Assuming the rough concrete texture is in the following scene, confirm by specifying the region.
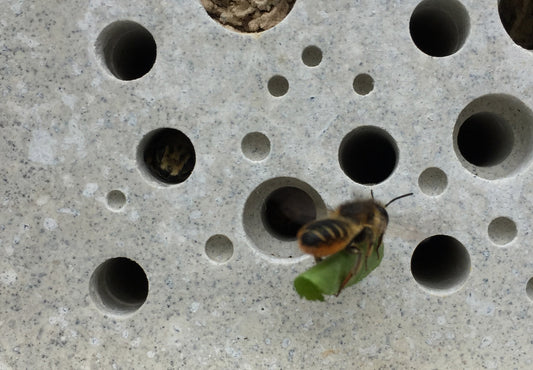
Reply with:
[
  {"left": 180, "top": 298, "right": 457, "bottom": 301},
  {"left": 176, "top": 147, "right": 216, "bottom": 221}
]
[{"left": 1, "top": 0, "right": 533, "bottom": 368}]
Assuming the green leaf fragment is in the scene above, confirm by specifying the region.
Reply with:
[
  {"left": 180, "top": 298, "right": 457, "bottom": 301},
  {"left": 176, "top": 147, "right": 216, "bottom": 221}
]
[{"left": 294, "top": 242, "right": 384, "bottom": 301}]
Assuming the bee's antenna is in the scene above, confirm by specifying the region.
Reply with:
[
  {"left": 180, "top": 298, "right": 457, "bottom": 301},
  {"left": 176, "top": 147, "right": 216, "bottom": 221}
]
[
  {"left": 371, "top": 189, "right": 375, "bottom": 200},
  {"left": 385, "top": 193, "right": 413, "bottom": 208}
]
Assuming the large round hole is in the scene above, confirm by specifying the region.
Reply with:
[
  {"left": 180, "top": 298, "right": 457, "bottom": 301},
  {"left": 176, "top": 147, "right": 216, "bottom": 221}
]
[
  {"left": 339, "top": 126, "right": 398, "bottom": 185},
  {"left": 89, "top": 257, "right": 149, "bottom": 316},
  {"left": 262, "top": 186, "right": 316, "bottom": 240},
  {"left": 453, "top": 94, "right": 533, "bottom": 179},
  {"left": 457, "top": 112, "right": 514, "bottom": 167},
  {"left": 137, "top": 128, "right": 196, "bottom": 186},
  {"left": 409, "top": 0, "right": 470, "bottom": 57},
  {"left": 200, "top": 0, "right": 296, "bottom": 33},
  {"left": 498, "top": 0, "right": 533, "bottom": 50},
  {"left": 96, "top": 20, "right": 157, "bottom": 81},
  {"left": 243, "top": 177, "right": 326, "bottom": 260},
  {"left": 411, "top": 235, "right": 470, "bottom": 294}
]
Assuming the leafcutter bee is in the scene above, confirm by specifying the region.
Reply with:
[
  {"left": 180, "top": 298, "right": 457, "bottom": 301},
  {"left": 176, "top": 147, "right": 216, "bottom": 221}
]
[
  {"left": 144, "top": 134, "right": 195, "bottom": 183},
  {"left": 297, "top": 192, "right": 413, "bottom": 296}
]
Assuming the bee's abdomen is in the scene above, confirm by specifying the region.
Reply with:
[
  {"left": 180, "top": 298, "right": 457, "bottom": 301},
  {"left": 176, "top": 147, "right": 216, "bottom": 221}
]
[{"left": 298, "top": 219, "right": 352, "bottom": 257}]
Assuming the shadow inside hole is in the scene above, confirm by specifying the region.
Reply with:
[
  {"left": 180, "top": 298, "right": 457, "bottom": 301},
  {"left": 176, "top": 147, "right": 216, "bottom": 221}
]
[
  {"left": 457, "top": 112, "right": 514, "bottom": 167},
  {"left": 339, "top": 127, "right": 397, "bottom": 185},
  {"left": 411, "top": 235, "right": 470, "bottom": 293},
  {"left": 498, "top": 0, "right": 533, "bottom": 50},
  {"left": 261, "top": 186, "right": 316, "bottom": 240}
]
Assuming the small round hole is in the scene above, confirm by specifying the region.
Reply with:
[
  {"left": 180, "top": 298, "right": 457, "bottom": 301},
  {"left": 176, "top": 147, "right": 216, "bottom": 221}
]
[
  {"left": 243, "top": 177, "right": 326, "bottom": 259},
  {"left": 418, "top": 167, "right": 448, "bottom": 196},
  {"left": 302, "top": 45, "right": 322, "bottom": 67},
  {"left": 526, "top": 278, "right": 533, "bottom": 302},
  {"left": 205, "top": 234, "right": 234, "bottom": 263},
  {"left": 241, "top": 132, "right": 271, "bottom": 161},
  {"left": 137, "top": 128, "right": 196, "bottom": 186},
  {"left": 457, "top": 112, "right": 514, "bottom": 167},
  {"left": 200, "top": 0, "right": 296, "bottom": 33},
  {"left": 89, "top": 257, "right": 149, "bottom": 316},
  {"left": 411, "top": 235, "right": 470, "bottom": 294},
  {"left": 488, "top": 217, "right": 517, "bottom": 246},
  {"left": 339, "top": 126, "right": 398, "bottom": 185},
  {"left": 353, "top": 73, "right": 374, "bottom": 95},
  {"left": 409, "top": 0, "right": 470, "bottom": 57},
  {"left": 499, "top": 0, "right": 533, "bottom": 50},
  {"left": 262, "top": 187, "right": 316, "bottom": 240},
  {"left": 268, "top": 75, "right": 289, "bottom": 97},
  {"left": 106, "top": 190, "right": 127, "bottom": 211},
  {"left": 96, "top": 20, "right": 157, "bottom": 81}
]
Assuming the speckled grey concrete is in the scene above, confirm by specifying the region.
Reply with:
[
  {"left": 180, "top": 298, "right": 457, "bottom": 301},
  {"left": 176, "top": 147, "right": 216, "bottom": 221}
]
[{"left": 2, "top": 0, "right": 533, "bottom": 368}]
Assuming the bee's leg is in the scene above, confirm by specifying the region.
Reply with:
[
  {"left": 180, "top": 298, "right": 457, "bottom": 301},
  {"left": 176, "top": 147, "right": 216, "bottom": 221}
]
[
  {"left": 336, "top": 251, "right": 363, "bottom": 296},
  {"left": 374, "top": 233, "right": 384, "bottom": 261},
  {"left": 347, "top": 227, "right": 373, "bottom": 271}
]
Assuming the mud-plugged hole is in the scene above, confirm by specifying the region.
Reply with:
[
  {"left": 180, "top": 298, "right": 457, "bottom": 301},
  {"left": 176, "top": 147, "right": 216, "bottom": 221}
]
[
  {"left": 137, "top": 128, "right": 195, "bottom": 186},
  {"left": 106, "top": 190, "right": 127, "bottom": 211},
  {"left": 243, "top": 177, "right": 326, "bottom": 260},
  {"left": 411, "top": 235, "right": 470, "bottom": 294},
  {"left": 418, "top": 167, "right": 448, "bottom": 196},
  {"left": 302, "top": 45, "right": 323, "bottom": 67},
  {"left": 96, "top": 20, "right": 156, "bottom": 81},
  {"left": 200, "top": 0, "right": 296, "bottom": 33},
  {"left": 453, "top": 94, "right": 533, "bottom": 179},
  {"left": 339, "top": 126, "right": 398, "bottom": 185},
  {"left": 268, "top": 75, "right": 289, "bottom": 97},
  {"left": 205, "top": 234, "right": 234, "bottom": 263},
  {"left": 89, "top": 257, "right": 149, "bottom": 316},
  {"left": 409, "top": 0, "right": 470, "bottom": 57},
  {"left": 488, "top": 216, "right": 517, "bottom": 246},
  {"left": 498, "top": 0, "right": 533, "bottom": 50}
]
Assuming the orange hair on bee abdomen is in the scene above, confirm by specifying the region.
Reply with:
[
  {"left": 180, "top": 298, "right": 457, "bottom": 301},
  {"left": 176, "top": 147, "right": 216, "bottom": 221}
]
[{"left": 297, "top": 218, "right": 354, "bottom": 257}]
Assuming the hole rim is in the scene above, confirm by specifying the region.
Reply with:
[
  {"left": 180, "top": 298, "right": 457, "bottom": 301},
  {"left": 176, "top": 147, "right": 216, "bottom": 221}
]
[
  {"left": 89, "top": 257, "right": 149, "bottom": 316},
  {"left": 241, "top": 132, "right": 271, "bottom": 162},
  {"left": 487, "top": 216, "right": 517, "bottom": 246},
  {"left": 338, "top": 126, "right": 399, "bottom": 185},
  {"left": 243, "top": 177, "right": 327, "bottom": 261},
  {"left": 136, "top": 127, "right": 196, "bottom": 187},
  {"left": 95, "top": 20, "right": 157, "bottom": 81},
  {"left": 409, "top": 0, "right": 470, "bottom": 57},
  {"left": 410, "top": 234, "right": 471, "bottom": 295}
]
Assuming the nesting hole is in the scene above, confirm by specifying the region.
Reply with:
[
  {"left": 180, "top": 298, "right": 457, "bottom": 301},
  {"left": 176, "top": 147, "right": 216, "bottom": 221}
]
[
  {"left": 488, "top": 217, "right": 517, "bottom": 246},
  {"left": 527, "top": 277, "right": 533, "bottom": 302},
  {"left": 353, "top": 73, "right": 374, "bottom": 95},
  {"left": 262, "top": 186, "right": 316, "bottom": 240},
  {"left": 106, "top": 190, "right": 127, "bottom": 211},
  {"left": 418, "top": 167, "right": 448, "bottom": 196},
  {"left": 241, "top": 132, "right": 271, "bottom": 161},
  {"left": 453, "top": 94, "right": 533, "bottom": 179},
  {"left": 243, "top": 177, "right": 326, "bottom": 260},
  {"left": 411, "top": 235, "right": 470, "bottom": 294},
  {"left": 339, "top": 126, "right": 398, "bottom": 185},
  {"left": 205, "top": 234, "right": 234, "bottom": 263},
  {"left": 200, "top": 0, "right": 296, "bottom": 33},
  {"left": 457, "top": 112, "right": 514, "bottom": 167},
  {"left": 268, "top": 75, "right": 289, "bottom": 97},
  {"left": 89, "top": 257, "right": 149, "bottom": 316},
  {"left": 137, "top": 128, "right": 195, "bottom": 186},
  {"left": 96, "top": 20, "right": 156, "bottom": 81},
  {"left": 409, "top": 0, "right": 470, "bottom": 57},
  {"left": 302, "top": 45, "right": 323, "bottom": 67},
  {"left": 498, "top": 0, "right": 533, "bottom": 50}
]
